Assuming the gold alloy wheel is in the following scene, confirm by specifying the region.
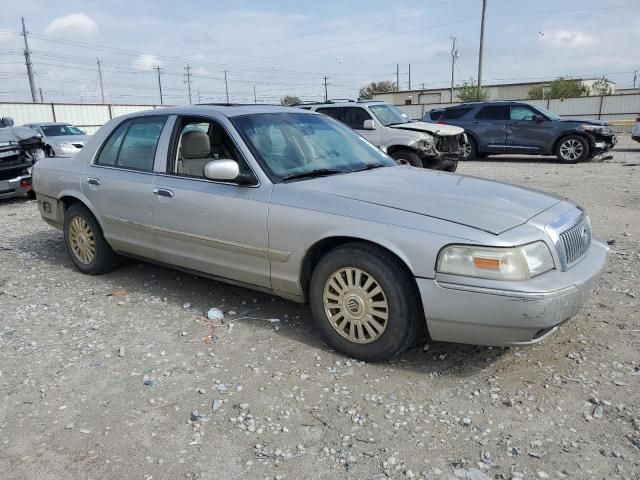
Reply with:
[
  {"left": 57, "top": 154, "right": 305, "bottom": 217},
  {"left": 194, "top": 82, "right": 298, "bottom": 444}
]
[
  {"left": 68, "top": 216, "right": 96, "bottom": 265},
  {"left": 322, "top": 267, "right": 389, "bottom": 344}
]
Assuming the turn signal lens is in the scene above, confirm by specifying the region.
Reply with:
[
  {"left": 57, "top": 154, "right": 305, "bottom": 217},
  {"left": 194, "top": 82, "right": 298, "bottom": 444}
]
[{"left": 473, "top": 257, "right": 500, "bottom": 270}]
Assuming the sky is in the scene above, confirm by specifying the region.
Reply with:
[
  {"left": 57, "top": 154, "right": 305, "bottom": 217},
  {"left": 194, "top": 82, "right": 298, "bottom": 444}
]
[{"left": 1, "top": 0, "right": 639, "bottom": 105}]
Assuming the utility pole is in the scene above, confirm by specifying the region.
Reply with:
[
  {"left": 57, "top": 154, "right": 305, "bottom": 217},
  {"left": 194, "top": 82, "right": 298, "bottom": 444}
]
[
  {"left": 634, "top": 70, "right": 638, "bottom": 89},
  {"left": 253, "top": 85, "right": 257, "bottom": 104},
  {"left": 408, "top": 64, "right": 411, "bottom": 90},
  {"left": 39, "top": 87, "right": 44, "bottom": 102},
  {"left": 21, "top": 17, "right": 38, "bottom": 103},
  {"left": 197, "top": 89, "right": 201, "bottom": 104},
  {"left": 184, "top": 64, "right": 192, "bottom": 104},
  {"left": 323, "top": 75, "right": 328, "bottom": 102},
  {"left": 154, "top": 66, "right": 163, "bottom": 105},
  {"left": 396, "top": 64, "right": 400, "bottom": 91},
  {"left": 96, "top": 58, "right": 105, "bottom": 103},
  {"left": 450, "top": 37, "right": 458, "bottom": 102},
  {"left": 224, "top": 70, "right": 229, "bottom": 103},
  {"left": 477, "top": 0, "right": 487, "bottom": 100}
]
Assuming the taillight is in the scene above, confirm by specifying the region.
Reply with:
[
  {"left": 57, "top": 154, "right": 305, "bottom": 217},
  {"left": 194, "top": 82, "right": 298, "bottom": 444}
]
[
  {"left": 436, "top": 120, "right": 447, "bottom": 124},
  {"left": 20, "top": 178, "right": 32, "bottom": 191}
]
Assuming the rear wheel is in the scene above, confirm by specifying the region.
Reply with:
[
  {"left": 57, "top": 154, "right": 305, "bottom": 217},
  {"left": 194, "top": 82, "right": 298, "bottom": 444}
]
[
  {"left": 64, "top": 203, "right": 119, "bottom": 274},
  {"left": 309, "top": 242, "right": 421, "bottom": 362},
  {"left": 555, "top": 135, "right": 589, "bottom": 163},
  {"left": 390, "top": 149, "right": 423, "bottom": 167}
]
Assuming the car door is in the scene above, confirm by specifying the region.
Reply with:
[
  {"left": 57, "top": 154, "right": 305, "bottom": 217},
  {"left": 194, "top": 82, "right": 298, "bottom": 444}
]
[
  {"left": 151, "top": 114, "right": 272, "bottom": 288},
  {"left": 471, "top": 105, "right": 510, "bottom": 153},
  {"left": 82, "top": 115, "right": 168, "bottom": 258},
  {"left": 506, "top": 104, "right": 555, "bottom": 153}
]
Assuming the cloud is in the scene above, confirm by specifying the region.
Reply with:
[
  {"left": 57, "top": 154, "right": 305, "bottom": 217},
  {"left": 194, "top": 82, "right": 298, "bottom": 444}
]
[
  {"left": 539, "top": 30, "right": 595, "bottom": 48},
  {"left": 134, "top": 54, "right": 162, "bottom": 70},
  {"left": 45, "top": 13, "right": 98, "bottom": 36}
]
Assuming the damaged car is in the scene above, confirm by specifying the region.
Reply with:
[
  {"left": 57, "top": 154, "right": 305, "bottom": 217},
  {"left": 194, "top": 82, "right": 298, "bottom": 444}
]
[
  {"left": 0, "top": 116, "right": 44, "bottom": 199},
  {"left": 427, "top": 101, "right": 617, "bottom": 163},
  {"left": 33, "top": 105, "right": 607, "bottom": 362},
  {"left": 305, "top": 100, "right": 466, "bottom": 172}
]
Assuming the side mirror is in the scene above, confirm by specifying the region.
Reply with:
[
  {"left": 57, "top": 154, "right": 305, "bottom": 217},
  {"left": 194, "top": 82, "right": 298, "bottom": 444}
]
[
  {"left": 204, "top": 159, "right": 240, "bottom": 181},
  {"left": 362, "top": 119, "right": 376, "bottom": 130},
  {"left": 532, "top": 114, "right": 544, "bottom": 122},
  {"left": 1, "top": 117, "right": 15, "bottom": 127}
]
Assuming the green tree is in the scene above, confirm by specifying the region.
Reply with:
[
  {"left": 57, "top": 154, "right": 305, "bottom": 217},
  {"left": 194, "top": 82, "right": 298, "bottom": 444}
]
[
  {"left": 456, "top": 80, "right": 490, "bottom": 102},
  {"left": 280, "top": 95, "right": 301, "bottom": 106},
  {"left": 548, "top": 77, "right": 589, "bottom": 99},
  {"left": 591, "top": 76, "right": 613, "bottom": 96},
  {"left": 358, "top": 80, "right": 397, "bottom": 100},
  {"left": 528, "top": 85, "right": 544, "bottom": 100}
]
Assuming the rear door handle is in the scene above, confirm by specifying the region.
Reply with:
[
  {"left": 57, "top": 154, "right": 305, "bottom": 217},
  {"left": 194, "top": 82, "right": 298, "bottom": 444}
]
[
  {"left": 87, "top": 177, "right": 101, "bottom": 186},
  {"left": 153, "top": 188, "right": 174, "bottom": 198}
]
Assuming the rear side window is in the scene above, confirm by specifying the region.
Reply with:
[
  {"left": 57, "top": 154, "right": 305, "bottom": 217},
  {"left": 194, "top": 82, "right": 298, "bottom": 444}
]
[
  {"left": 427, "top": 110, "right": 444, "bottom": 121},
  {"left": 316, "top": 107, "right": 344, "bottom": 122},
  {"left": 442, "top": 107, "right": 473, "bottom": 120},
  {"left": 96, "top": 116, "right": 167, "bottom": 171},
  {"left": 475, "top": 105, "right": 509, "bottom": 120}
]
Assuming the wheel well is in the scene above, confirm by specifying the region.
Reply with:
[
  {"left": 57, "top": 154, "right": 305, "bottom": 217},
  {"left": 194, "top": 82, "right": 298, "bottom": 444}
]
[
  {"left": 59, "top": 195, "right": 83, "bottom": 211},
  {"left": 385, "top": 145, "right": 415, "bottom": 156},
  {"left": 552, "top": 132, "right": 591, "bottom": 154},
  {"left": 299, "top": 236, "right": 415, "bottom": 299}
]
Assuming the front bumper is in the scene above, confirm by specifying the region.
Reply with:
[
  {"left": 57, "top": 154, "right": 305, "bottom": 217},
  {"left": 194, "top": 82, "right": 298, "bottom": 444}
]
[
  {"left": 0, "top": 173, "right": 31, "bottom": 199},
  {"left": 417, "top": 239, "right": 608, "bottom": 346},
  {"left": 592, "top": 132, "right": 616, "bottom": 151}
]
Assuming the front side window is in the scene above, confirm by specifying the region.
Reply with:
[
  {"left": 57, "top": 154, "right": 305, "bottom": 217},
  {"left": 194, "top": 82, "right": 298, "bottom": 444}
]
[
  {"left": 95, "top": 116, "right": 166, "bottom": 171},
  {"left": 171, "top": 117, "right": 243, "bottom": 178},
  {"left": 231, "top": 112, "right": 395, "bottom": 182},
  {"left": 368, "top": 104, "right": 409, "bottom": 126},
  {"left": 41, "top": 124, "right": 85, "bottom": 136},
  {"left": 475, "top": 105, "right": 509, "bottom": 121},
  {"left": 510, "top": 105, "right": 538, "bottom": 121},
  {"left": 342, "top": 107, "right": 372, "bottom": 129}
]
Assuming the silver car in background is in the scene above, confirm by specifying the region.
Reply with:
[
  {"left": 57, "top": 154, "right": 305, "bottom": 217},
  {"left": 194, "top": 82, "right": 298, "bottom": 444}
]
[
  {"left": 32, "top": 105, "right": 608, "bottom": 361},
  {"left": 23, "top": 122, "right": 89, "bottom": 157}
]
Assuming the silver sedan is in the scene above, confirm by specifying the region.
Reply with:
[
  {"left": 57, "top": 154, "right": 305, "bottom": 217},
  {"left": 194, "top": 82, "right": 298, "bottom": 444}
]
[{"left": 32, "top": 105, "right": 608, "bottom": 361}]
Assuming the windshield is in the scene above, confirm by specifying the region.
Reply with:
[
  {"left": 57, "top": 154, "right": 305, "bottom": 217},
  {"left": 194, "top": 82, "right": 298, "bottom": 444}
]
[
  {"left": 231, "top": 112, "right": 395, "bottom": 182},
  {"left": 41, "top": 125, "right": 85, "bottom": 136},
  {"left": 532, "top": 105, "right": 561, "bottom": 120},
  {"left": 368, "top": 104, "right": 410, "bottom": 126}
]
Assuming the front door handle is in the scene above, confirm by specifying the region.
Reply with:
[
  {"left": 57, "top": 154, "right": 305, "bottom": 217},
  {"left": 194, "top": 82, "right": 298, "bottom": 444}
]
[
  {"left": 87, "top": 177, "right": 101, "bottom": 186},
  {"left": 153, "top": 188, "right": 174, "bottom": 198}
]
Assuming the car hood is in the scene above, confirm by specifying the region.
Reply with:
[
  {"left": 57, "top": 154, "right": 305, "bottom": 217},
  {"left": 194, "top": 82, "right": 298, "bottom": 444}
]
[
  {"left": 46, "top": 135, "right": 89, "bottom": 144},
  {"left": 0, "top": 126, "right": 41, "bottom": 142},
  {"left": 292, "top": 167, "right": 562, "bottom": 235},
  {"left": 389, "top": 121, "right": 464, "bottom": 136}
]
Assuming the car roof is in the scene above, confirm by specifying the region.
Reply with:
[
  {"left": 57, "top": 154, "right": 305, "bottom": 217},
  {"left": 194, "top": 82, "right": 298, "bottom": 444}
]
[
  {"left": 28, "top": 121, "right": 73, "bottom": 126},
  {"left": 445, "top": 101, "right": 531, "bottom": 109},
  {"left": 125, "top": 104, "right": 318, "bottom": 119}
]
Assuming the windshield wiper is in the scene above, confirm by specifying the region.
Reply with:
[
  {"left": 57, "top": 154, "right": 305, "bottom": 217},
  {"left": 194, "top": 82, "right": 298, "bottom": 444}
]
[
  {"left": 350, "top": 163, "right": 387, "bottom": 172},
  {"left": 281, "top": 168, "right": 346, "bottom": 182}
]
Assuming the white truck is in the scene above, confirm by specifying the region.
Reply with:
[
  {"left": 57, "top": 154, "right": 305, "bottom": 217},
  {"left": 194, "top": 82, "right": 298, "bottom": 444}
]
[{"left": 301, "top": 100, "right": 467, "bottom": 172}]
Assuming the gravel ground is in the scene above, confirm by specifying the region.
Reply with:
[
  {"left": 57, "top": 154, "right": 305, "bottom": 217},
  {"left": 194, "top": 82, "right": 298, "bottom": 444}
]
[{"left": 1, "top": 140, "right": 639, "bottom": 480}]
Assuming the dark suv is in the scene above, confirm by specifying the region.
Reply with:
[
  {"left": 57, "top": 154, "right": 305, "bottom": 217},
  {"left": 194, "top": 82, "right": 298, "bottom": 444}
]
[{"left": 425, "top": 101, "right": 617, "bottom": 163}]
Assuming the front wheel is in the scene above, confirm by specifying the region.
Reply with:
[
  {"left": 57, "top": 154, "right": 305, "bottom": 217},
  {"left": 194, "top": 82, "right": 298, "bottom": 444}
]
[
  {"left": 555, "top": 135, "right": 589, "bottom": 163},
  {"left": 309, "top": 243, "right": 421, "bottom": 362},
  {"left": 390, "top": 149, "right": 423, "bottom": 167},
  {"left": 64, "top": 203, "right": 120, "bottom": 274}
]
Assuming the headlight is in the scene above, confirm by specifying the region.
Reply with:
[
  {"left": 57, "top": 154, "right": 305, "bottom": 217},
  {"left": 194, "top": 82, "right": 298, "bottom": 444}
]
[
  {"left": 437, "top": 241, "right": 554, "bottom": 280},
  {"left": 55, "top": 142, "right": 75, "bottom": 149},
  {"left": 579, "top": 124, "right": 603, "bottom": 132}
]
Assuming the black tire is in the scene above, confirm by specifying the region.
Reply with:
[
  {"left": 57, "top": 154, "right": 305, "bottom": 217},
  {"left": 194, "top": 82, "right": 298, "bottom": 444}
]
[
  {"left": 555, "top": 135, "right": 590, "bottom": 163},
  {"left": 27, "top": 189, "right": 36, "bottom": 199},
  {"left": 63, "top": 203, "right": 119, "bottom": 275},
  {"left": 309, "top": 242, "right": 422, "bottom": 362},
  {"left": 44, "top": 146, "right": 53, "bottom": 157},
  {"left": 438, "top": 158, "right": 458, "bottom": 172},
  {"left": 462, "top": 137, "right": 478, "bottom": 160},
  {"left": 390, "top": 149, "right": 423, "bottom": 167}
]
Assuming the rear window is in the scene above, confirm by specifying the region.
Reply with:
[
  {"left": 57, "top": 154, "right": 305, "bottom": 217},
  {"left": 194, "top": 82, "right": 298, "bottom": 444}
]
[
  {"left": 442, "top": 107, "right": 473, "bottom": 120},
  {"left": 316, "top": 107, "right": 343, "bottom": 122},
  {"left": 475, "top": 105, "right": 509, "bottom": 120}
]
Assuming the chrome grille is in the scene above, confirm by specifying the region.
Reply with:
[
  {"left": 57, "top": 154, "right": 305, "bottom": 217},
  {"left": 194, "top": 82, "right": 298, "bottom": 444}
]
[{"left": 558, "top": 217, "right": 591, "bottom": 268}]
